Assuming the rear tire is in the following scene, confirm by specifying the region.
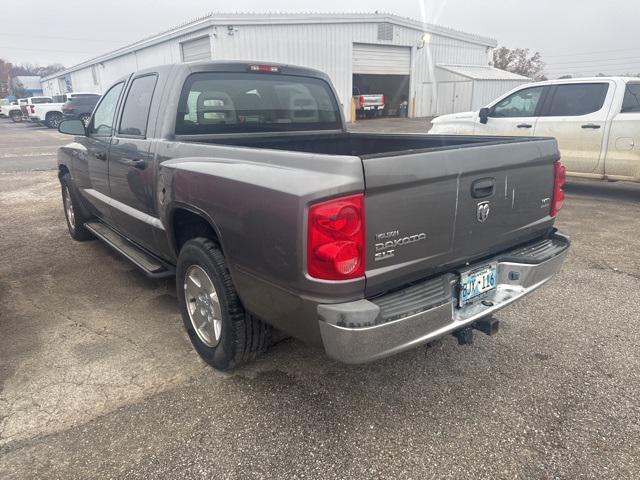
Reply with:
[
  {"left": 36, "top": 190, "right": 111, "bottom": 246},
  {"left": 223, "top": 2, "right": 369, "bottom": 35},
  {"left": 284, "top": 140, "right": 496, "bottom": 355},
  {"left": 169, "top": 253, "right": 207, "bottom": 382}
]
[
  {"left": 10, "top": 111, "right": 22, "bottom": 122},
  {"left": 60, "top": 173, "right": 93, "bottom": 241},
  {"left": 177, "top": 237, "right": 271, "bottom": 371},
  {"left": 46, "top": 112, "right": 63, "bottom": 129}
]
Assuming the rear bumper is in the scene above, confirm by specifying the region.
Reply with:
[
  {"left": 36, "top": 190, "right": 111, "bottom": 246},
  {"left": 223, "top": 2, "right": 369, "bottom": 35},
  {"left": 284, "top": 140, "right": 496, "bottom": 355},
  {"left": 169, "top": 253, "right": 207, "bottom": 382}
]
[{"left": 318, "top": 232, "right": 570, "bottom": 364}]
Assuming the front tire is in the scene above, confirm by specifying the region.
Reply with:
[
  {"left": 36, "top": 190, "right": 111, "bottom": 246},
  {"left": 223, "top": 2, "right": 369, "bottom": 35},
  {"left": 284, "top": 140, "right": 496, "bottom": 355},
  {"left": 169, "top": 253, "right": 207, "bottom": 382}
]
[
  {"left": 46, "top": 112, "right": 63, "bottom": 129},
  {"left": 177, "top": 238, "right": 271, "bottom": 370},
  {"left": 10, "top": 111, "right": 22, "bottom": 122},
  {"left": 60, "top": 173, "right": 93, "bottom": 241}
]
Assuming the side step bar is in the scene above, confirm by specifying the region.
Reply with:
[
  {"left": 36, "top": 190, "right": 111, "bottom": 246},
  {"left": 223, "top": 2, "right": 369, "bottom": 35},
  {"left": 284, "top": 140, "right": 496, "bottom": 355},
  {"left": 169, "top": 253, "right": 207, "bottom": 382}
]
[{"left": 84, "top": 221, "right": 175, "bottom": 279}]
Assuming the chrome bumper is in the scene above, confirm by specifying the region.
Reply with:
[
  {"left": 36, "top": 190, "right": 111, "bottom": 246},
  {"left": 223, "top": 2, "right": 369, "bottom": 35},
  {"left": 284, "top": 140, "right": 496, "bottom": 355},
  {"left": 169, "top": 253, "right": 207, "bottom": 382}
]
[{"left": 318, "top": 232, "right": 570, "bottom": 364}]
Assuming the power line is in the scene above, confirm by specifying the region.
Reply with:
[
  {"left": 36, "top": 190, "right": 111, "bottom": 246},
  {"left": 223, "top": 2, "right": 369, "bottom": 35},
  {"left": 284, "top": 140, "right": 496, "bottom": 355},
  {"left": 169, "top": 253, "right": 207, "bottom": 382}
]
[
  {"left": 546, "top": 62, "right": 640, "bottom": 73},
  {"left": 0, "top": 46, "right": 99, "bottom": 54},
  {"left": 547, "top": 56, "right": 640, "bottom": 67},
  {"left": 0, "top": 33, "right": 128, "bottom": 43},
  {"left": 544, "top": 47, "right": 640, "bottom": 59}
]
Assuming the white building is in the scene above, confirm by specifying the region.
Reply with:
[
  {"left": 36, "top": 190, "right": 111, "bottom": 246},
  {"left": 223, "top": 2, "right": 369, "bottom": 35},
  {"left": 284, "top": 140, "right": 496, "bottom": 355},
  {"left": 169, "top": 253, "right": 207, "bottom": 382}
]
[{"left": 41, "top": 13, "right": 528, "bottom": 121}]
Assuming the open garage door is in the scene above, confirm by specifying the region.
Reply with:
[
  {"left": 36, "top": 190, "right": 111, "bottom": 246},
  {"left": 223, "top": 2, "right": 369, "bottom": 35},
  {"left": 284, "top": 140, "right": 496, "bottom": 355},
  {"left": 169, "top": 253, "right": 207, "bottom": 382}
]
[
  {"left": 353, "top": 44, "right": 411, "bottom": 75},
  {"left": 352, "top": 44, "right": 411, "bottom": 119}
]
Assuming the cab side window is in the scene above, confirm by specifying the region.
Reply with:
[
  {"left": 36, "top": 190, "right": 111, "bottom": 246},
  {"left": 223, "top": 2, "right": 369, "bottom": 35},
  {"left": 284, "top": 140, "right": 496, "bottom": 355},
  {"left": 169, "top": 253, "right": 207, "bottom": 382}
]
[
  {"left": 491, "top": 87, "right": 544, "bottom": 118},
  {"left": 118, "top": 74, "right": 158, "bottom": 137},
  {"left": 621, "top": 83, "right": 640, "bottom": 113},
  {"left": 545, "top": 83, "right": 608, "bottom": 116},
  {"left": 90, "top": 82, "right": 124, "bottom": 136}
]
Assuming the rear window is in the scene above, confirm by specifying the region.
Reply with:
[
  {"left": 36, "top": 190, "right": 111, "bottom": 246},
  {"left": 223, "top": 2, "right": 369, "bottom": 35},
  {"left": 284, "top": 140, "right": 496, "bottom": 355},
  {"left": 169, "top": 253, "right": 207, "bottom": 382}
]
[
  {"left": 545, "top": 83, "right": 608, "bottom": 116},
  {"left": 71, "top": 96, "right": 100, "bottom": 106},
  {"left": 52, "top": 95, "right": 67, "bottom": 103},
  {"left": 176, "top": 72, "right": 341, "bottom": 135},
  {"left": 621, "top": 83, "right": 640, "bottom": 113}
]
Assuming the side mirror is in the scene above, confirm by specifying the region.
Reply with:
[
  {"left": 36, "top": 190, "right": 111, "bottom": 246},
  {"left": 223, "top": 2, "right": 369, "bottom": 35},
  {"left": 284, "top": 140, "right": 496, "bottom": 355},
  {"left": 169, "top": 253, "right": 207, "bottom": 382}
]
[
  {"left": 58, "top": 119, "right": 86, "bottom": 136},
  {"left": 479, "top": 107, "right": 490, "bottom": 124}
]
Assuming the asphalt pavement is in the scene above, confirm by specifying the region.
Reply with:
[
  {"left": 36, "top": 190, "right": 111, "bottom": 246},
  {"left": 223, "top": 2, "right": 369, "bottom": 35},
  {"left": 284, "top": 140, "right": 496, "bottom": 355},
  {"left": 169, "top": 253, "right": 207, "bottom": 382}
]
[
  {"left": 1, "top": 117, "right": 639, "bottom": 479},
  {"left": 0, "top": 119, "right": 68, "bottom": 172}
]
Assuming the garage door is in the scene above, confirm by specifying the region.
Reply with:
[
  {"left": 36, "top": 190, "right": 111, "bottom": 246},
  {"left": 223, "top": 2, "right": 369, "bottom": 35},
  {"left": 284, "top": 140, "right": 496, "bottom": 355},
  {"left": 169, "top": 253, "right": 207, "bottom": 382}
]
[
  {"left": 181, "top": 37, "right": 211, "bottom": 62},
  {"left": 352, "top": 44, "right": 411, "bottom": 75}
]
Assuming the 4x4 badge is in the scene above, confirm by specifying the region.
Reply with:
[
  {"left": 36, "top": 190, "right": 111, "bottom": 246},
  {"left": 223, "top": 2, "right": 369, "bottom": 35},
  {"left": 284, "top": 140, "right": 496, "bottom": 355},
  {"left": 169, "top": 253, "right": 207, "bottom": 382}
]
[{"left": 477, "top": 201, "right": 490, "bottom": 223}]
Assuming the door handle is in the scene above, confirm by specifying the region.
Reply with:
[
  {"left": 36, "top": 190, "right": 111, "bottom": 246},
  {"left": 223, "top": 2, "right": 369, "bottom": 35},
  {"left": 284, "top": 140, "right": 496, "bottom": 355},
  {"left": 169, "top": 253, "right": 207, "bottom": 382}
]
[
  {"left": 581, "top": 123, "right": 601, "bottom": 129},
  {"left": 123, "top": 158, "right": 147, "bottom": 170},
  {"left": 517, "top": 123, "right": 532, "bottom": 129},
  {"left": 471, "top": 177, "right": 496, "bottom": 199},
  {"left": 95, "top": 152, "right": 107, "bottom": 161}
]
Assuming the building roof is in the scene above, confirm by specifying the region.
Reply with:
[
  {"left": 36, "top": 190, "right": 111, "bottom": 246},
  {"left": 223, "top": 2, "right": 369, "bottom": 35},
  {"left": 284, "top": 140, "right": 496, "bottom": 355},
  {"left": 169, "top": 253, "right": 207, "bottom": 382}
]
[
  {"left": 437, "top": 64, "right": 529, "bottom": 81},
  {"left": 43, "top": 12, "right": 497, "bottom": 81}
]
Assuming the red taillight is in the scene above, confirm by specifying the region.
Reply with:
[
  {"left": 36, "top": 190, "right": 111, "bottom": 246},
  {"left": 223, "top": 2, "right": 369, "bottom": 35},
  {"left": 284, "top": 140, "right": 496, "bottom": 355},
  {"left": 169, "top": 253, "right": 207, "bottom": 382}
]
[
  {"left": 307, "top": 194, "right": 365, "bottom": 280},
  {"left": 550, "top": 160, "right": 566, "bottom": 217},
  {"left": 62, "top": 102, "right": 74, "bottom": 113},
  {"left": 359, "top": 95, "right": 365, "bottom": 108},
  {"left": 248, "top": 64, "right": 280, "bottom": 73},
  {"left": 380, "top": 94, "right": 385, "bottom": 105},
  {"left": 30, "top": 105, "right": 35, "bottom": 114}
]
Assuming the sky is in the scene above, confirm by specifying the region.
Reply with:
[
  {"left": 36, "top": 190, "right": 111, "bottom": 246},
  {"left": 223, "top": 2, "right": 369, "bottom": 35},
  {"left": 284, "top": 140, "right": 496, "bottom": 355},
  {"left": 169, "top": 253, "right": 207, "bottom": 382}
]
[{"left": 1, "top": 0, "right": 638, "bottom": 78}]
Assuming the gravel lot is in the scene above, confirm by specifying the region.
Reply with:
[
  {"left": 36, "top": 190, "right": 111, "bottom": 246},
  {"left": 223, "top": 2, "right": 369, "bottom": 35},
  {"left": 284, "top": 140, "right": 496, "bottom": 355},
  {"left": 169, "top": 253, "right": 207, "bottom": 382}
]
[{"left": 1, "top": 118, "right": 639, "bottom": 479}]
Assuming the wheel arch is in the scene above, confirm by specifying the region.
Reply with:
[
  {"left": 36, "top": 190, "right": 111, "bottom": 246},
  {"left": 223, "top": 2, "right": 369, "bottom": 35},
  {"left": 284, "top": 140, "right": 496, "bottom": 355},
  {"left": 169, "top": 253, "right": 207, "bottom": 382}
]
[
  {"left": 168, "top": 204, "right": 227, "bottom": 258},
  {"left": 58, "top": 163, "right": 70, "bottom": 180}
]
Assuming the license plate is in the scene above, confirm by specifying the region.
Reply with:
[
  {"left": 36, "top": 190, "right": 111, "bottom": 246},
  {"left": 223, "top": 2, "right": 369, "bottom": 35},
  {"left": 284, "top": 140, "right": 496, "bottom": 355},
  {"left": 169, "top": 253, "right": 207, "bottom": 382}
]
[{"left": 459, "top": 263, "right": 497, "bottom": 307}]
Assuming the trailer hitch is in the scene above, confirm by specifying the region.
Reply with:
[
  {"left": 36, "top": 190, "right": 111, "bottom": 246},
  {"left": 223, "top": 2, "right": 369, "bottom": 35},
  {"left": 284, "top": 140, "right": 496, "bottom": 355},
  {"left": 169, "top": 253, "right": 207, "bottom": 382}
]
[
  {"left": 452, "top": 317, "right": 500, "bottom": 346},
  {"left": 473, "top": 316, "right": 500, "bottom": 336}
]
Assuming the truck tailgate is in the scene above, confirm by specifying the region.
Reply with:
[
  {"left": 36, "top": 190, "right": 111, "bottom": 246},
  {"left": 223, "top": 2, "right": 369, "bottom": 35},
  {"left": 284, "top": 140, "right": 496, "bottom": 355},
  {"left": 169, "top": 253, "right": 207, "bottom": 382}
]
[{"left": 363, "top": 138, "right": 559, "bottom": 295}]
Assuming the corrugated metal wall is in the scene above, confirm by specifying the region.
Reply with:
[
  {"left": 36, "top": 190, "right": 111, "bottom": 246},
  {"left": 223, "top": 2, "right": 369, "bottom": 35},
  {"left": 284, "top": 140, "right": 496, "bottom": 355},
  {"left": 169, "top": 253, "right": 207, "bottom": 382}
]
[{"left": 42, "top": 20, "right": 499, "bottom": 119}]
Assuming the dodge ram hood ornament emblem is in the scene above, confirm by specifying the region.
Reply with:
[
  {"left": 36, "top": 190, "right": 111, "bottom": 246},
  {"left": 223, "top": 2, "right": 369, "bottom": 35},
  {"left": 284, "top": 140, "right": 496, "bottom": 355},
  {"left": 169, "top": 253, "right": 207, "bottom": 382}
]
[{"left": 477, "top": 201, "right": 490, "bottom": 223}]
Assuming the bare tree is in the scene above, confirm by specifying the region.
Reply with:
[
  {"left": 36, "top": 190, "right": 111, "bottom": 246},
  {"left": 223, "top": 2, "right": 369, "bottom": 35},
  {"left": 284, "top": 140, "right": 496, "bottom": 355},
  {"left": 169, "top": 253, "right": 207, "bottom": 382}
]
[
  {"left": 0, "top": 58, "right": 12, "bottom": 97},
  {"left": 492, "top": 47, "right": 546, "bottom": 81},
  {"left": 11, "top": 63, "right": 65, "bottom": 77}
]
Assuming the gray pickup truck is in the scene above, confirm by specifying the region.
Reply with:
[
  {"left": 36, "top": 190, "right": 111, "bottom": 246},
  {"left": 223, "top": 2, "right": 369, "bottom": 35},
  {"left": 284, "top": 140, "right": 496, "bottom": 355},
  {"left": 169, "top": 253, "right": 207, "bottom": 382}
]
[{"left": 57, "top": 61, "right": 569, "bottom": 370}]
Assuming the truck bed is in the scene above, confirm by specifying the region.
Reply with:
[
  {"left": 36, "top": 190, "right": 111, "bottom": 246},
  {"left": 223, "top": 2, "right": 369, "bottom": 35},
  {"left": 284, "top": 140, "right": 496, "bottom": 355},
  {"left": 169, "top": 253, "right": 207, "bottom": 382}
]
[
  {"left": 188, "top": 132, "right": 544, "bottom": 158},
  {"left": 176, "top": 132, "right": 559, "bottom": 296}
]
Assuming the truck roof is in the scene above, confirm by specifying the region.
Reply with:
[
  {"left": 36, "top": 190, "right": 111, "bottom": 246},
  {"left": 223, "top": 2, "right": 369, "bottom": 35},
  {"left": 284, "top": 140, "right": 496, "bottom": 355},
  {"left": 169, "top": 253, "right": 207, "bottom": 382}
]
[
  {"left": 522, "top": 76, "right": 639, "bottom": 89},
  {"left": 133, "top": 61, "right": 331, "bottom": 83}
]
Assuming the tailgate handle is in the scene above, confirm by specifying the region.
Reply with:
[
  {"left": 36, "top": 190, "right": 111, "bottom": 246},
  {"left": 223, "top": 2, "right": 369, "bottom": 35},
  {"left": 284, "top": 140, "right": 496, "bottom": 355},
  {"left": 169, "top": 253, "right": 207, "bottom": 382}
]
[{"left": 471, "top": 178, "right": 496, "bottom": 199}]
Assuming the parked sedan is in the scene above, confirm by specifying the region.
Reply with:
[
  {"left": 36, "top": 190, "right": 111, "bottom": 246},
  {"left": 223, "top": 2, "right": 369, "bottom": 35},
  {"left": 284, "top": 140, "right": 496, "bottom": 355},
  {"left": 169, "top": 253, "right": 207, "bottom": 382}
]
[
  {"left": 430, "top": 77, "right": 640, "bottom": 183},
  {"left": 62, "top": 95, "right": 101, "bottom": 126}
]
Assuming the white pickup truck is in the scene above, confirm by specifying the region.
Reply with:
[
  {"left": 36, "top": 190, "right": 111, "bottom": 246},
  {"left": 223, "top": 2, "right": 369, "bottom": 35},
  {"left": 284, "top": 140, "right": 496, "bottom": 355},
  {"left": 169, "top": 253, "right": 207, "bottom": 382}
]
[
  {"left": 30, "top": 92, "right": 100, "bottom": 128},
  {"left": 1, "top": 97, "right": 52, "bottom": 122},
  {"left": 0, "top": 99, "right": 21, "bottom": 119},
  {"left": 430, "top": 77, "right": 640, "bottom": 183},
  {"left": 352, "top": 87, "right": 385, "bottom": 118}
]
